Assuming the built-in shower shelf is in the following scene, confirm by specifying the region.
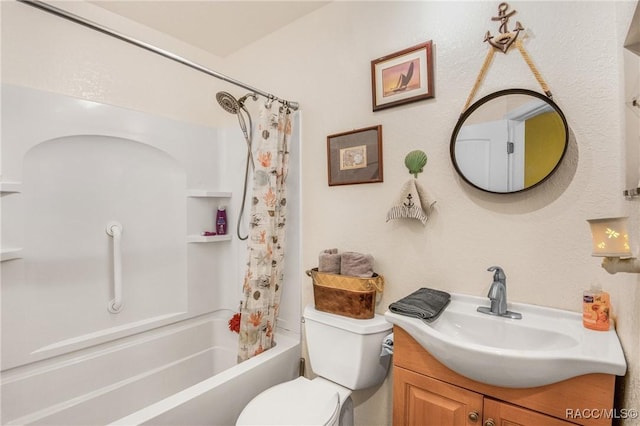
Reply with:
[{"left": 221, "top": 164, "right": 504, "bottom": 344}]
[
  {"left": 187, "top": 191, "right": 232, "bottom": 242},
  {"left": 1, "top": 248, "right": 23, "bottom": 261},
  {"left": 624, "top": 187, "right": 640, "bottom": 198},
  {"left": 0, "top": 181, "right": 22, "bottom": 194},
  {"left": 187, "top": 235, "right": 232, "bottom": 243},
  {"left": 186, "top": 190, "right": 231, "bottom": 198}
]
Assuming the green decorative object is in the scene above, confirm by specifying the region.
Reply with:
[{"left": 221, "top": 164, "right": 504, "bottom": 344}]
[{"left": 404, "top": 150, "right": 428, "bottom": 178}]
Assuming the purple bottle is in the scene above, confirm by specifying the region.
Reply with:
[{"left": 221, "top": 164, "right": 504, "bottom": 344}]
[{"left": 216, "top": 206, "right": 227, "bottom": 235}]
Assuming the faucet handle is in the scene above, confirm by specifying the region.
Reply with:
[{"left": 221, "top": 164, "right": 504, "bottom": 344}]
[{"left": 487, "top": 266, "right": 506, "bottom": 283}]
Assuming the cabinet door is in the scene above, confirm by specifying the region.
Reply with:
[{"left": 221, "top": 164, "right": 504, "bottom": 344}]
[
  {"left": 483, "top": 398, "right": 577, "bottom": 426},
  {"left": 394, "top": 367, "right": 483, "bottom": 426}
]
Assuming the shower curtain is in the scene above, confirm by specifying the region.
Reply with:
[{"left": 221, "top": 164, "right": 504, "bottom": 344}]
[{"left": 238, "top": 103, "right": 293, "bottom": 362}]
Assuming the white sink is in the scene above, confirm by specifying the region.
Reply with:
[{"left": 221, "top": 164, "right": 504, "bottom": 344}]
[{"left": 385, "top": 292, "right": 627, "bottom": 388}]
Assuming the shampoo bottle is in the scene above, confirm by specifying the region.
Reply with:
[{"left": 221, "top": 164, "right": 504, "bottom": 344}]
[
  {"left": 216, "top": 206, "right": 227, "bottom": 235},
  {"left": 583, "top": 284, "right": 611, "bottom": 331}
]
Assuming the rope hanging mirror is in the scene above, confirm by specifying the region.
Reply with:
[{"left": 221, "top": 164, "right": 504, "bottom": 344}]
[
  {"left": 451, "top": 3, "right": 569, "bottom": 194},
  {"left": 462, "top": 2, "right": 552, "bottom": 114}
]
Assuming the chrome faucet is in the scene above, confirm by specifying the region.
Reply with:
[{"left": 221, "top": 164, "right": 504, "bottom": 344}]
[{"left": 477, "top": 266, "right": 522, "bottom": 319}]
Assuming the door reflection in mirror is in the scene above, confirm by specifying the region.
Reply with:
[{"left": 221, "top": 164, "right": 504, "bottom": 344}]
[{"left": 451, "top": 89, "right": 568, "bottom": 194}]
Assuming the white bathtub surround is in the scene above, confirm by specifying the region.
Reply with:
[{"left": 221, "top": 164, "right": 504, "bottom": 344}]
[
  {"left": 238, "top": 104, "right": 295, "bottom": 362},
  {"left": 1, "top": 84, "right": 302, "bottom": 424}
]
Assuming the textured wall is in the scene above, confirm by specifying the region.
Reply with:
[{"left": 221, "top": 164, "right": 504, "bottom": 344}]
[
  {"left": 225, "top": 2, "right": 640, "bottom": 425},
  {"left": 0, "top": 1, "right": 233, "bottom": 127}
]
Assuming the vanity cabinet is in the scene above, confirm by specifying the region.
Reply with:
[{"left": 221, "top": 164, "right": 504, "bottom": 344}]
[
  {"left": 393, "top": 326, "right": 616, "bottom": 426},
  {"left": 483, "top": 399, "right": 574, "bottom": 426},
  {"left": 394, "top": 367, "right": 483, "bottom": 425}
]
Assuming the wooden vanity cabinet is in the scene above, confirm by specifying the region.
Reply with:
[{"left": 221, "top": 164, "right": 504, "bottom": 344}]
[
  {"left": 392, "top": 326, "right": 617, "bottom": 426},
  {"left": 394, "top": 367, "right": 483, "bottom": 425},
  {"left": 483, "top": 398, "right": 575, "bottom": 426}
]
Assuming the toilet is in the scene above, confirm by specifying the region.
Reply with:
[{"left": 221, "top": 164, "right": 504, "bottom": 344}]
[{"left": 236, "top": 305, "right": 393, "bottom": 426}]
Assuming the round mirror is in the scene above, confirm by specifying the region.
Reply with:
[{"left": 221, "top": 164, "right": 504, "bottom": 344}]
[{"left": 450, "top": 89, "right": 568, "bottom": 194}]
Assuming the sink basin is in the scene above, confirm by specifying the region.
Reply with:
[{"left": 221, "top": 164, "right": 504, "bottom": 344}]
[{"left": 385, "top": 292, "right": 627, "bottom": 388}]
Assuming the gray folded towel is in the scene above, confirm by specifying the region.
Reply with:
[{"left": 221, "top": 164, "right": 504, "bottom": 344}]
[
  {"left": 318, "top": 248, "right": 341, "bottom": 274},
  {"left": 340, "top": 251, "right": 374, "bottom": 278},
  {"left": 389, "top": 288, "right": 451, "bottom": 323}
]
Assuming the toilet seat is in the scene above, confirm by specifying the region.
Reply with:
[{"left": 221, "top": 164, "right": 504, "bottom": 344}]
[{"left": 236, "top": 377, "right": 350, "bottom": 426}]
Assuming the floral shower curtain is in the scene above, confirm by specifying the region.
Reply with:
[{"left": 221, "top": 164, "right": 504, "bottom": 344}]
[{"left": 237, "top": 102, "right": 293, "bottom": 362}]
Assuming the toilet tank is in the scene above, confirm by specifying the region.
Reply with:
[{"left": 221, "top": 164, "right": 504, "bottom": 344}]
[{"left": 303, "top": 305, "right": 393, "bottom": 390}]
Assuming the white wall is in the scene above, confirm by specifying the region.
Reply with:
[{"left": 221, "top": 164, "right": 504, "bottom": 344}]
[
  {"left": 621, "top": 3, "right": 640, "bottom": 412},
  {"left": 224, "top": 2, "right": 640, "bottom": 424}
]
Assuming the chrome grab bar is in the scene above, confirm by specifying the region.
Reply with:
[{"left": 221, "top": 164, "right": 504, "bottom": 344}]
[{"left": 106, "top": 221, "right": 123, "bottom": 313}]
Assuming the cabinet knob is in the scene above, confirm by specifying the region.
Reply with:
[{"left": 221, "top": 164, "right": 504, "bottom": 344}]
[
  {"left": 484, "top": 419, "right": 496, "bottom": 426},
  {"left": 468, "top": 411, "right": 479, "bottom": 422}
]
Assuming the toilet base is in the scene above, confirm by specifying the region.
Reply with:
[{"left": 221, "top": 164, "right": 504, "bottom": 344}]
[{"left": 338, "top": 393, "right": 354, "bottom": 426}]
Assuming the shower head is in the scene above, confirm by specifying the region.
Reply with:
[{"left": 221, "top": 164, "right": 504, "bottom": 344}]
[
  {"left": 216, "top": 91, "right": 258, "bottom": 114},
  {"left": 216, "top": 91, "right": 241, "bottom": 114}
]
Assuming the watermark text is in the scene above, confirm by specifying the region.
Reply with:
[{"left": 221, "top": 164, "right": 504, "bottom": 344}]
[{"left": 566, "top": 408, "right": 638, "bottom": 420}]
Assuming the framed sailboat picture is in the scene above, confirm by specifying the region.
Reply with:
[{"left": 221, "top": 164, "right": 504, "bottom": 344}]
[{"left": 371, "top": 41, "right": 434, "bottom": 111}]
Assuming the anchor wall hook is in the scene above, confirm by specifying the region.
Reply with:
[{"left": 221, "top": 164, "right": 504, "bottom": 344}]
[{"left": 484, "top": 2, "right": 524, "bottom": 53}]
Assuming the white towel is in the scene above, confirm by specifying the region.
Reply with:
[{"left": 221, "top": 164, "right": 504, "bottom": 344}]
[{"left": 386, "top": 179, "right": 436, "bottom": 225}]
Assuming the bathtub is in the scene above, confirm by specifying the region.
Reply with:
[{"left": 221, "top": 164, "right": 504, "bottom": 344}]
[{"left": 1, "top": 310, "right": 301, "bottom": 425}]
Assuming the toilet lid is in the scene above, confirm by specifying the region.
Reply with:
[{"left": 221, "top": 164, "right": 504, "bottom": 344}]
[{"left": 236, "top": 377, "right": 342, "bottom": 426}]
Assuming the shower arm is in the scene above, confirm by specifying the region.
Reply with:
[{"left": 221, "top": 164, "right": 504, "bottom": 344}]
[{"left": 17, "top": 0, "right": 300, "bottom": 112}]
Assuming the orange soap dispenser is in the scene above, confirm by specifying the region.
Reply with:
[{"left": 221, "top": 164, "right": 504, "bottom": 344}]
[{"left": 583, "top": 283, "right": 611, "bottom": 331}]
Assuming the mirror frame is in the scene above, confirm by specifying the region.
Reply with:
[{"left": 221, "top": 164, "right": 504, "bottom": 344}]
[{"left": 450, "top": 89, "right": 569, "bottom": 194}]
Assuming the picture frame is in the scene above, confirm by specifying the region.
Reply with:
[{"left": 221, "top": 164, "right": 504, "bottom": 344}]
[
  {"left": 371, "top": 40, "right": 434, "bottom": 111},
  {"left": 327, "top": 125, "right": 383, "bottom": 186}
]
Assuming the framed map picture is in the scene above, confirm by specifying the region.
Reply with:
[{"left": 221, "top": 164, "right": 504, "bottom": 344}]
[{"left": 327, "top": 125, "right": 383, "bottom": 186}]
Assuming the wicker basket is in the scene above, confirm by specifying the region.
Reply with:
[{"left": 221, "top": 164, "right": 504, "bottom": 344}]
[{"left": 306, "top": 268, "right": 384, "bottom": 319}]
